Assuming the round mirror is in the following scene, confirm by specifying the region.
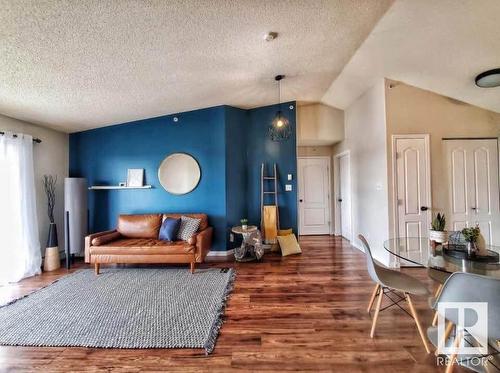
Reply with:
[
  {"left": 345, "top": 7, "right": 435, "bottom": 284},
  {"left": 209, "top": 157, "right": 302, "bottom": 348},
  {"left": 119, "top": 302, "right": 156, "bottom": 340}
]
[{"left": 158, "top": 153, "right": 201, "bottom": 195}]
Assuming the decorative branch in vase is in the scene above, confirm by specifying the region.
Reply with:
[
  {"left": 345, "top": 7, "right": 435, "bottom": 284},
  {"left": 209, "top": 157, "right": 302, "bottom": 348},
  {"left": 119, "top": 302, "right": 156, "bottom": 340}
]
[{"left": 43, "top": 175, "right": 60, "bottom": 271}]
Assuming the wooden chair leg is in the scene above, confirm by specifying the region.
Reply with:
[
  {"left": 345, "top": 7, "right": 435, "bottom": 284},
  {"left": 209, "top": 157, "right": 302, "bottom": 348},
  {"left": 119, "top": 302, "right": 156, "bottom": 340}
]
[
  {"left": 95, "top": 263, "right": 100, "bottom": 275},
  {"left": 370, "top": 287, "right": 384, "bottom": 338},
  {"left": 406, "top": 293, "right": 431, "bottom": 354},
  {"left": 436, "top": 321, "right": 454, "bottom": 356},
  {"left": 190, "top": 262, "right": 195, "bottom": 274},
  {"left": 367, "top": 283, "right": 380, "bottom": 313},
  {"left": 445, "top": 331, "right": 462, "bottom": 373},
  {"left": 432, "top": 284, "right": 444, "bottom": 326}
]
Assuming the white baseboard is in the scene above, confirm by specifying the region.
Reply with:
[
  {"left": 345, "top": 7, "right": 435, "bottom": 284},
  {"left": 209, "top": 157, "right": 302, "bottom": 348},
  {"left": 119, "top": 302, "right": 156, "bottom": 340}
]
[{"left": 206, "top": 249, "right": 234, "bottom": 257}]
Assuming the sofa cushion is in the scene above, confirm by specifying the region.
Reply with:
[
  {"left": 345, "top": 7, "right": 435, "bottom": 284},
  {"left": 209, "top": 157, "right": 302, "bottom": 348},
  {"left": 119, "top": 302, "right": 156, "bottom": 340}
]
[
  {"left": 177, "top": 216, "right": 201, "bottom": 241},
  {"left": 117, "top": 214, "right": 162, "bottom": 238},
  {"left": 90, "top": 238, "right": 194, "bottom": 255},
  {"left": 163, "top": 213, "right": 208, "bottom": 232},
  {"left": 159, "top": 217, "right": 181, "bottom": 241}
]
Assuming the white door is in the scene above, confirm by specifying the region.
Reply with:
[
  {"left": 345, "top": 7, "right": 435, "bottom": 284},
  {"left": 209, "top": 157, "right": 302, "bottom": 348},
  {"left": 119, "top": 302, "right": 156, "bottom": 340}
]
[
  {"left": 393, "top": 136, "right": 431, "bottom": 240},
  {"left": 444, "top": 139, "right": 500, "bottom": 245},
  {"left": 298, "top": 157, "right": 331, "bottom": 235},
  {"left": 338, "top": 154, "right": 352, "bottom": 240}
]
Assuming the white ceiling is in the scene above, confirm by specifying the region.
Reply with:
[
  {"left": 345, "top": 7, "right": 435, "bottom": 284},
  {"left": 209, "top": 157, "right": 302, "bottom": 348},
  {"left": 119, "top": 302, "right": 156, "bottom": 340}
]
[
  {"left": 322, "top": 0, "right": 500, "bottom": 113},
  {"left": 0, "top": 0, "right": 393, "bottom": 132}
]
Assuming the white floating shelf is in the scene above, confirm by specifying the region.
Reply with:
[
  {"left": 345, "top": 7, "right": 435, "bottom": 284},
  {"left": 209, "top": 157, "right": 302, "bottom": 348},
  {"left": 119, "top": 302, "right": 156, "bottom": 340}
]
[{"left": 89, "top": 185, "right": 152, "bottom": 190}]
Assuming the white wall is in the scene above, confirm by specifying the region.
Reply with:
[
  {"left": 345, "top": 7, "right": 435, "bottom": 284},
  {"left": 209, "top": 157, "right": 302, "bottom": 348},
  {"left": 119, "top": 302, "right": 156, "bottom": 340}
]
[
  {"left": 0, "top": 115, "right": 69, "bottom": 257},
  {"left": 332, "top": 79, "right": 390, "bottom": 264},
  {"left": 298, "top": 103, "right": 344, "bottom": 146}
]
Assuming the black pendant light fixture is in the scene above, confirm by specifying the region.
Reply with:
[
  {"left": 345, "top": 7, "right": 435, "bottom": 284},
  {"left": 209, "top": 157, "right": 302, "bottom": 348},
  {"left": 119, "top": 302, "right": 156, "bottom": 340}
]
[
  {"left": 475, "top": 68, "right": 500, "bottom": 88},
  {"left": 268, "top": 74, "right": 291, "bottom": 142}
]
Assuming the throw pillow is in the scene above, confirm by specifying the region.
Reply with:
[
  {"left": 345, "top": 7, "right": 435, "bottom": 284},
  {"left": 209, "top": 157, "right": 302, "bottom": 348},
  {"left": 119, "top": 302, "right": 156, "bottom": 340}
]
[
  {"left": 278, "top": 228, "right": 293, "bottom": 236},
  {"left": 276, "top": 234, "right": 302, "bottom": 256},
  {"left": 159, "top": 217, "right": 181, "bottom": 241},
  {"left": 177, "top": 216, "right": 201, "bottom": 241},
  {"left": 92, "top": 231, "right": 122, "bottom": 246}
]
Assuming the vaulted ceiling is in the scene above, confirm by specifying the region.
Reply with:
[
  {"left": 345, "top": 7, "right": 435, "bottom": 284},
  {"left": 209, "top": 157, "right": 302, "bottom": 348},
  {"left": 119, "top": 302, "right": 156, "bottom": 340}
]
[
  {"left": 1, "top": 0, "right": 499, "bottom": 133},
  {"left": 0, "top": 0, "right": 393, "bottom": 132},
  {"left": 322, "top": 0, "right": 500, "bottom": 114}
]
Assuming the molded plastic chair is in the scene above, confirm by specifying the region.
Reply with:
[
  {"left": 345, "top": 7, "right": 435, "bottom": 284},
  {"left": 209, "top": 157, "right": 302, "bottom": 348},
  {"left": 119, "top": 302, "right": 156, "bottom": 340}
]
[
  {"left": 359, "top": 234, "right": 431, "bottom": 353},
  {"left": 428, "top": 268, "right": 451, "bottom": 326},
  {"left": 427, "top": 272, "right": 500, "bottom": 372}
]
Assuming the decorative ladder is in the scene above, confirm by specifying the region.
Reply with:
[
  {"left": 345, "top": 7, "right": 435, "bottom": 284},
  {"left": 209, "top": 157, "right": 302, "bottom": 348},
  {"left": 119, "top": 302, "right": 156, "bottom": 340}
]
[{"left": 260, "top": 163, "right": 280, "bottom": 244}]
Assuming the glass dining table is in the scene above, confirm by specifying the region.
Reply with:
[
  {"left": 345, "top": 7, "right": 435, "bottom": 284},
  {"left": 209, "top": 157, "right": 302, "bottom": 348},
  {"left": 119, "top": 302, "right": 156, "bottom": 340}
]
[{"left": 383, "top": 237, "right": 500, "bottom": 279}]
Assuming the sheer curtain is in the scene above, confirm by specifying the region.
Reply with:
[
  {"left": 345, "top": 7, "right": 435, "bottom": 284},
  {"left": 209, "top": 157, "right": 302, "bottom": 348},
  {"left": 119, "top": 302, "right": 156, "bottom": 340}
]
[{"left": 0, "top": 132, "right": 41, "bottom": 284}]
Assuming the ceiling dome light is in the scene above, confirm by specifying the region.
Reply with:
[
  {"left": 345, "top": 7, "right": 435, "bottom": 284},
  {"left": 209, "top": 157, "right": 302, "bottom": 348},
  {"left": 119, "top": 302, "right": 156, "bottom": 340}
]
[{"left": 475, "top": 68, "right": 500, "bottom": 88}]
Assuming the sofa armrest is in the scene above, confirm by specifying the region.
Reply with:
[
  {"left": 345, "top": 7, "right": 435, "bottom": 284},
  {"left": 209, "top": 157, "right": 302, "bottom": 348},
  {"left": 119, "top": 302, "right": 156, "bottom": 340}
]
[
  {"left": 190, "top": 227, "right": 213, "bottom": 262},
  {"left": 85, "top": 230, "right": 117, "bottom": 263}
]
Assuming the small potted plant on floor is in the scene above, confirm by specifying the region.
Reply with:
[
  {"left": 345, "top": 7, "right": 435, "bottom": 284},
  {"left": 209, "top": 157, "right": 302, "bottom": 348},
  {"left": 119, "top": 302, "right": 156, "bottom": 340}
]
[
  {"left": 240, "top": 218, "right": 248, "bottom": 230},
  {"left": 462, "top": 225, "right": 480, "bottom": 257},
  {"left": 429, "top": 213, "right": 447, "bottom": 243}
]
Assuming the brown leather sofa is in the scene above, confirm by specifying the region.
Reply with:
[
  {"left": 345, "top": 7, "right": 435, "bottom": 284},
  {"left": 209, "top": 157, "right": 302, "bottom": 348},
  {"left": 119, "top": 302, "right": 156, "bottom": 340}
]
[{"left": 85, "top": 213, "right": 213, "bottom": 274}]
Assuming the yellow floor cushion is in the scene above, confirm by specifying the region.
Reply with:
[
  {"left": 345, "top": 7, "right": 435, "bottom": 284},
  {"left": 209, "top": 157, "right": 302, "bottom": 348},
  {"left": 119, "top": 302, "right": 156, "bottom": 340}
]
[
  {"left": 278, "top": 228, "right": 293, "bottom": 236},
  {"left": 276, "top": 234, "right": 302, "bottom": 256}
]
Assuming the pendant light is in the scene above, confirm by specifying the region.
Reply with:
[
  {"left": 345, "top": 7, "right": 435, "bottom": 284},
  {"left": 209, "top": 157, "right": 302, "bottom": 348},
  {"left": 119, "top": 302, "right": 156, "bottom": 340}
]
[{"left": 268, "top": 75, "right": 291, "bottom": 142}]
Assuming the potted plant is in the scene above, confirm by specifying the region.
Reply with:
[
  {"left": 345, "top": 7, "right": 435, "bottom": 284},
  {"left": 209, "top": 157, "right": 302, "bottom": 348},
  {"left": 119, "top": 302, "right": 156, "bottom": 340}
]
[
  {"left": 43, "top": 175, "right": 60, "bottom": 271},
  {"left": 240, "top": 218, "right": 248, "bottom": 230},
  {"left": 429, "top": 213, "right": 448, "bottom": 243},
  {"left": 462, "top": 225, "right": 481, "bottom": 256}
]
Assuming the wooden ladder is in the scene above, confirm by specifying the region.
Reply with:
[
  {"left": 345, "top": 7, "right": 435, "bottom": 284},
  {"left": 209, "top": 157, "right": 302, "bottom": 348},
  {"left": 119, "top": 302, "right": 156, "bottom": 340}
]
[{"left": 260, "top": 163, "right": 280, "bottom": 243}]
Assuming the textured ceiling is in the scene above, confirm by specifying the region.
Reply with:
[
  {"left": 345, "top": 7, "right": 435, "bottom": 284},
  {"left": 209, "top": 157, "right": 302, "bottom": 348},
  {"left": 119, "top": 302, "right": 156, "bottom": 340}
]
[
  {"left": 322, "top": 0, "right": 500, "bottom": 113},
  {"left": 0, "top": 0, "right": 393, "bottom": 132}
]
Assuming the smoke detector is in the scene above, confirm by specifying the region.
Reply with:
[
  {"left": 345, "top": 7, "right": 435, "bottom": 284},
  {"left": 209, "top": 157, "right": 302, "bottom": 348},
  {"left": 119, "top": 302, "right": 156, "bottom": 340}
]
[{"left": 263, "top": 32, "right": 278, "bottom": 41}]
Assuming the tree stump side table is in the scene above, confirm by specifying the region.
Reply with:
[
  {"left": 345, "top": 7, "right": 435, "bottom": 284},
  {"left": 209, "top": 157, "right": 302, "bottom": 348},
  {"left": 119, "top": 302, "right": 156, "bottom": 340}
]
[{"left": 231, "top": 225, "right": 264, "bottom": 262}]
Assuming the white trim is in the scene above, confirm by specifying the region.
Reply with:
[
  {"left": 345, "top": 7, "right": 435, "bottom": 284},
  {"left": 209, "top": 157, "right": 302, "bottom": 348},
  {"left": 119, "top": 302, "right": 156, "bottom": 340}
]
[
  {"left": 297, "top": 156, "right": 333, "bottom": 235},
  {"left": 333, "top": 150, "right": 353, "bottom": 242},
  {"left": 207, "top": 249, "right": 234, "bottom": 257},
  {"left": 391, "top": 134, "right": 432, "bottom": 239}
]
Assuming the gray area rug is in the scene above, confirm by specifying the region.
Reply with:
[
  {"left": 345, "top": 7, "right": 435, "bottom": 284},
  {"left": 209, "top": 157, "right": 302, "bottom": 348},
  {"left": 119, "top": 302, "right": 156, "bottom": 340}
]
[{"left": 0, "top": 267, "right": 235, "bottom": 354}]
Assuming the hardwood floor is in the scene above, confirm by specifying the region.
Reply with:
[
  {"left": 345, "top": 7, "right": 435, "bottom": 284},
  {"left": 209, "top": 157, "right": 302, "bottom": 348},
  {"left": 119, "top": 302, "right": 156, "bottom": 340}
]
[{"left": 0, "top": 236, "right": 464, "bottom": 372}]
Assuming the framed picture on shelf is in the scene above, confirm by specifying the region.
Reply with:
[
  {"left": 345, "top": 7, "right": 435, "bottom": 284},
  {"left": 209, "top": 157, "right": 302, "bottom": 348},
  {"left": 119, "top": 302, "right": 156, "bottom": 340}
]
[{"left": 127, "top": 169, "right": 144, "bottom": 187}]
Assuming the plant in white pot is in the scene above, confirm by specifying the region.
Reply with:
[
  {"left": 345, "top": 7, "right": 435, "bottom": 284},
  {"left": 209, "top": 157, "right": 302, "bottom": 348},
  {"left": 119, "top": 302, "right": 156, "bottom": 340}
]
[
  {"left": 429, "top": 213, "right": 448, "bottom": 243},
  {"left": 240, "top": 218, "right": 248, "bottom": 230}
]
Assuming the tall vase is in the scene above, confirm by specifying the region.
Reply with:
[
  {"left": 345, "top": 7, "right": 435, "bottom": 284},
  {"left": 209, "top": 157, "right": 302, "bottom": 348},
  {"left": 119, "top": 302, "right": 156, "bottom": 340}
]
[{"left": 44, "top": 223, "right": 60, "bottom": 271}]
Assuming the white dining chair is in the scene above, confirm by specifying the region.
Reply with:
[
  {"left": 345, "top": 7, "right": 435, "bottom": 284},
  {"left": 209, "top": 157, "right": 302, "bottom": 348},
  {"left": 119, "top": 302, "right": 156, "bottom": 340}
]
[{"left": 359, "top": 234, "right": 431, "bottom": 353}]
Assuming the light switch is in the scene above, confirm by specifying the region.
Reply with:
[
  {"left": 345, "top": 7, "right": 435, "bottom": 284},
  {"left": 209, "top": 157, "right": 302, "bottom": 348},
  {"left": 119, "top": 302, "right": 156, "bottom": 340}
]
[
  {"left": 287, "top": 174, "right": 293, "bottom": 181},
  {"left": 285, "top": 184, "right": 292, "bottom": 191}
]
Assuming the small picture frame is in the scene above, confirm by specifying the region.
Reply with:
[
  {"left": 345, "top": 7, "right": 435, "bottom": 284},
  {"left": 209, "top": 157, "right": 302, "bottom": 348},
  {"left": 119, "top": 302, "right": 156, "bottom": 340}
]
[{"left": 127, "top": 169, "right": 144, "bottom": 187}]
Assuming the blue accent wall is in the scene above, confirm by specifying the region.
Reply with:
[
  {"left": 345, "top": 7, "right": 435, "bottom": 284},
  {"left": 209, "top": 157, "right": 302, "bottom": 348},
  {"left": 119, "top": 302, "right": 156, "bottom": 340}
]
[
  {"left": 70, "top": 106, "right": 227, "bottom": 250},
  {"left": 247, "top": 102, "right": 298, "bottom": 233},
  {"left": 224, "top": 107, "right": 248, "bottom": 249},
  {"left": 69, "top": 102, "right": 297, "bottom": 251}
]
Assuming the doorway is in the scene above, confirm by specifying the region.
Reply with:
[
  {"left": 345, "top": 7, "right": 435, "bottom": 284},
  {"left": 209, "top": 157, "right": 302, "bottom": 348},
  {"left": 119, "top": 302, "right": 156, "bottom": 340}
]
[
  {"left": 443, "top": 138, "right": 500, "bottom": 245},
  {"left": 297, "top": 157, "right": 332, "bottom": 235},
  {"left": 391, "top": 135, "right": 432, "bottom": 240},
  {"left": 334, "top": 151, "right": 352, "bottom": 241}
]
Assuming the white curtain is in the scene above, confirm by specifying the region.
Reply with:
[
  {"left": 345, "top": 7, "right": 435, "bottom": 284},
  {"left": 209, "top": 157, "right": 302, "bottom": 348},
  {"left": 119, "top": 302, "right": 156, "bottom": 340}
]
[{"left": 0, "top": 132, "right": 41, "bottom": 284}]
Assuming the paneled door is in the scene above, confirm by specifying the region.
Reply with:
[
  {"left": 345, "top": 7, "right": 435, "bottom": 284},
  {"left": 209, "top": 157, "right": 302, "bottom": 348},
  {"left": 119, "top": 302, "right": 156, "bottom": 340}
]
[
  {"left": 444, "top": 139, "right": 500, "bottom": 245},
  {"left": 338, "top": 153, "right": 352, "bottom": 240},
  {"left": 298, "top": 157, "right": 331, "bottom": 235},
  {"left": 393, "top": 135, "right": 431, "bottom": 242}
]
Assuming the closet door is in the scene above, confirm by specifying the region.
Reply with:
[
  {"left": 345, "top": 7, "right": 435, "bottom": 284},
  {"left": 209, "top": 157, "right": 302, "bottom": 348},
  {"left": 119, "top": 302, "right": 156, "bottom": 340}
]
[{"left": 444, "top": 139, "right": 500, "bottom": 245}]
